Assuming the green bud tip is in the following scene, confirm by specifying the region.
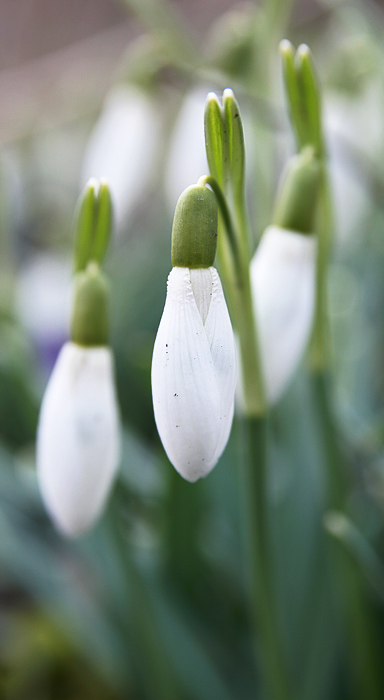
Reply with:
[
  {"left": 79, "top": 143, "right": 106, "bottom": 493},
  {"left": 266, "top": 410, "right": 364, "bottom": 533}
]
[
  {"left": 206, "top": 91, "right": 221, "bottom": 108},
  {"left": 70, "top": 262, "right": 109, "bottom": 347},
  {"left": 223, "top": 87, "right": 234, "bottom": 101},
  {"left": 171, "top": 184, "right": 218, "bottom": 268},
  {"left": 279, "top": 38, "right": 294, "bottom": 59},
  {"left": 297, "top": 43, "right": 310, "bottom": 62},
  {"left": 273, "top": 146, "right": 321, "bottom": 235},
  {"left": 74, "top": 178, "right": 113, "bottom": 273},
  {"left": 87, "top": 177, "right": 99, "bottom": 192}
]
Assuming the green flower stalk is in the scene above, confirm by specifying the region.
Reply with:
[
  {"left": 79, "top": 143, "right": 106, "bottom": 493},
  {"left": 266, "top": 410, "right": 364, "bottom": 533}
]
[
  {"left": 205, "top": 87, "right": 294, "bottom": 700},
  {"left": 204, "top": 88, "right": 265, "bottom": 417},
  {"left": 280, "top": 39, "right": 331, "bottom": 370}
]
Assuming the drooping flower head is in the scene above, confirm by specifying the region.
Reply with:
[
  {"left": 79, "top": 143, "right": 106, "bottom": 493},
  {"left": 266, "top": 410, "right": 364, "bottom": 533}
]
[
  {"left": 151, "top": 183, "right": 236, "bottom": 482},
  {"left": 251, "top": 147, "right": 320, "bottom": 403},
  {"left": 36, "top": 180, "right": 120, "bottom": 537}
]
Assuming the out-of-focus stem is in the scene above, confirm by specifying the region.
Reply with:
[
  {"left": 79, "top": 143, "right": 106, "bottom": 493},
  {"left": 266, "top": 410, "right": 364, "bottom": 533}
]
[
  {"left": 108, "top": 489, "right": 180, "bottom": 700},
  {"left": 242, "top": 417, "right": 292, "bottom": 700},
  {"left": 308, "top": 168, "right": 333, "bottom": 371}
]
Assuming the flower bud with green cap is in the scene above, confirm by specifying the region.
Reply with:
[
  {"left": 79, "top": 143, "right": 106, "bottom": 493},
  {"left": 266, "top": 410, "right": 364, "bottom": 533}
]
[
  {"left": 273, "top": 146, "right": 321, "bottom": 235},
  {"left": 36, "top": 179, "right": 120, "bottom": 537},
  {"left": 70, "top": 262, "right": 109, "bottom": 347},
  {"left": 152, "top": 182, "right": 236, "bottom": 482},
  {"left": 171, "top": 184, "right": 217, "bottom": 268},
  {"left": 250, "top": 148, "right": 320, "bottom": 403}
]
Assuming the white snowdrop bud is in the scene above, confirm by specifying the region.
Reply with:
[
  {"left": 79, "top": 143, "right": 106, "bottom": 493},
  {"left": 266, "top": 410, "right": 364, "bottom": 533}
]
[
  {"left": 251, "top": 225, "right": 316, "bottom": 404},
  {"left": 152, "top": 184, "right": 236, "bottom": 481},
  {"left": 37, "top": 182, "right": 120, "bottom": 537},
  {"left": 152, "top": 266, "right": 236, "bottom": 482},
  {"left": 37, "top": 342, "right": 120, "bottom": 537}
]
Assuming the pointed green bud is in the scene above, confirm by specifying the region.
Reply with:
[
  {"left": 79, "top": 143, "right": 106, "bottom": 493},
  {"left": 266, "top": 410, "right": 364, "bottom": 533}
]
[
  {"left": 171, "top": 185, "right": 218, "bottom": 268},
  {"left": 90, "top": 181, "right": 113, "bottom": 266},
  {"left": 73, "top": 179, "right": 114, "bottom": 273},
  {"left": 74, "top": 179, "right": 98, "bottom": 273},
  {"left": 296, "top": 44, "right": 322, "bottom": 157},
  {"left": 280, "top": 40, "right": 323, "bottom": 157},
  {"left": 70, "top": 263, "right": 109, "bottom": 346},
  {"left": 204, "top": 93, "right": 224, "bottom": 186},
  {"left": 223, "top": 88, "right": 246, "bottom": 201},
  {"left": 273, "top": 147, "right": 321, "bottom": 234},
  {"left": 280, "top": 39, "right": 305, "bottom": 148}
]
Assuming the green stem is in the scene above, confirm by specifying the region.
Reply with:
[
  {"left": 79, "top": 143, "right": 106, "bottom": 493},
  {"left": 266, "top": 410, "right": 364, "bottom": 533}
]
[
  {"left": 198, "top": 175, "right": 241, "bottom": 276},
  {"left": 234, "top": 191, "right": 254, "bottom": 259},
  {"left": 308, "top": 167, "right": 333, "bottom": 371},
  {"left": 108, "top": 488, "right": 180, "bottom": 700},
  {"left": 242, "top": 416, "right": 292, "bottom": 700},
  {"left": 199, "top": 175, "right": 266, "bottom": 416},
  {"left": 235, "top": 266, "right": 266, "bottom": 416},
  {"left": 312, "top": 371, "right": 346, "bottom": 510},
  {"left": 312, "top": 371, "right": 384, "bottom": 700}
]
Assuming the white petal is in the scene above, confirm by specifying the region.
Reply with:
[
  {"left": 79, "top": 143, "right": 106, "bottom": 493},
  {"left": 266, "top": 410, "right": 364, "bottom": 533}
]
[
  {"left": 204, "top": 268, "right": 236, "bottom": 464},
  {"left": 251, "top": 225, "right": 316, "bottom": 404},
  {"left": 151, "top": 267, "right": 236, "bottom": 482},
  {"left": 37, "top": 342, "right": 120, "bottom": 536},
  {"left": 81, "top": 85, "right": 159, "bottom": 229},
  {"left": 325, "top": 81, "right": 383, "bottom": 246}
]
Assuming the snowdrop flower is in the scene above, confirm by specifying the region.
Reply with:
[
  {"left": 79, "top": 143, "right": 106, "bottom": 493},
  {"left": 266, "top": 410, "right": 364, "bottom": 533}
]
[
  {"left": 251, "top": 148, "right": 319, "bottom": 404},
  {"left": 37, "top": 340, "right": 120, "bottom": 536},
  {"left": 81, "top": 85, "right": 159, "bottom": 229},
  {"left": 152, "top": 184, "right": 236, "bottom": 482},
  {"left": 36, "top": 182, "right": 120, "bottom": 536},
  {"left": 326, "top": 79, "right": 384, "bottom": 246},
  {"left": 251, "top": 225, "right": 316, "bottom": 404}
]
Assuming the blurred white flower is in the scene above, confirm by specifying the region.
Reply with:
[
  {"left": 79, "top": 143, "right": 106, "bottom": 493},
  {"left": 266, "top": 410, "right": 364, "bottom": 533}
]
[
  {"left": 251, "top": 225, "right": 316, "bottom": 404},
  {"left": 81, "top": 85, "right": 159, "bottom": 229},
  {"left": 152, "top": 266, "right": 236, "bottom": 482},
  {"left": 326, "top": 80, "right": 384, "bottom": 245},
  {"left": 37, "top": 342, "right": 120, "bottom": 536},
  {"left": 165, "top": 87, "right": 209, "bottom": 211}
]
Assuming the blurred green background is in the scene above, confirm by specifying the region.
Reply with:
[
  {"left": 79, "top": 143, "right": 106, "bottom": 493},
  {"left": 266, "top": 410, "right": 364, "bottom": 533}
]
[{"left": 1, "top": 0, "right": 384, "bottom": 697}]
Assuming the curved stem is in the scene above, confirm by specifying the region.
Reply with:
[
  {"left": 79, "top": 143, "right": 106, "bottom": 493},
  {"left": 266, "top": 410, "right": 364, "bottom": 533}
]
[{"left": 198, "top": 175, "right": 241, "bottom": 277}]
